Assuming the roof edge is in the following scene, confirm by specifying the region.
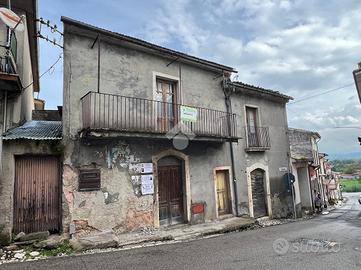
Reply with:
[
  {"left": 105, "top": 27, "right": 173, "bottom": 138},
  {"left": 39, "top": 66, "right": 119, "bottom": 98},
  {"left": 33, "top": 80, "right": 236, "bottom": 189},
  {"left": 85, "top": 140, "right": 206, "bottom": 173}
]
[
  {"left": 288, "top": 127, "right": 321, "bottom": 139},
  {"left": 61, "top": 16, "right": 236, "bottom": 73},
  {"left": 231, "top": 81, "right": 293, "bottom": 101}
]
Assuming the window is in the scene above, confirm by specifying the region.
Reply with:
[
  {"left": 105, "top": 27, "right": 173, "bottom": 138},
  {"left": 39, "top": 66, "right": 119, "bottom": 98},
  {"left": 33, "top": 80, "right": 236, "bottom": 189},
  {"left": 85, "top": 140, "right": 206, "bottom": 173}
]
[
  {"left": 78, "top": 169, "right": 101, "bottom": 191},
  {"left": 246, "top": 107, "right": 258, "bottom": 132},
  {"left": 246, "top": 107, "right": 259, "bottom": 147},
  {"left": 155, "top": 78, "right": 177, "bottom": 131}
]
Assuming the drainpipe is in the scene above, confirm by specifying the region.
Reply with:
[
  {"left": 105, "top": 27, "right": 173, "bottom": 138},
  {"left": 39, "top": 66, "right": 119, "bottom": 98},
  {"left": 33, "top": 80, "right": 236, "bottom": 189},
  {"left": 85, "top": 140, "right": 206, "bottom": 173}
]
[
  {"left": 222, "top": 77, "right": 239, "bottom": 216},
  {"left": 315, "top": 137, "right": 327, "bottom": 206}
]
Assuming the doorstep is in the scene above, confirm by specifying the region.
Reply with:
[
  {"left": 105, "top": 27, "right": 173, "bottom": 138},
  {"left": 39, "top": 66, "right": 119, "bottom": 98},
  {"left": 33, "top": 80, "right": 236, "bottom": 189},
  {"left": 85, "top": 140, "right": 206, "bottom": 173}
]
[
  {"left": 70, "top": 217, "right": 255, "bottom": 251},
  {"left": 115, "top": 216, "right": 255, "bottom": 248}
]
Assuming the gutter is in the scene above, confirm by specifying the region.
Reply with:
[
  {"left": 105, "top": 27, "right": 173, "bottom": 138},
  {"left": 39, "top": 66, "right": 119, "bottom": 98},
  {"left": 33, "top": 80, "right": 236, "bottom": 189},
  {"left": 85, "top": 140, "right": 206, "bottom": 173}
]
[{"left": 222, "top": 77, "right": 239, "bottom": 216}]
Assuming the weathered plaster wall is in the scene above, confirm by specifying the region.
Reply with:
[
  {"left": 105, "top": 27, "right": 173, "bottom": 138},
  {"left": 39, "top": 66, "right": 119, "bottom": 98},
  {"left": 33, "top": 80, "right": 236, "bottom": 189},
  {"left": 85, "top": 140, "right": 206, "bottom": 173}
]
[
  {"left": 231, "top": 92, "right": 293, "bottom": 218},
  {"left": 0, "top": 140, "right": 60, "bottom": 245},
  {"left": 62, "top": 23, "right": 250, "bottom": 235},
  {"left": 62, "top": 138, "right": 234, "bottom": 236},
  {"left": 62, "top": 27, "right": 227, "bottom": 138}
]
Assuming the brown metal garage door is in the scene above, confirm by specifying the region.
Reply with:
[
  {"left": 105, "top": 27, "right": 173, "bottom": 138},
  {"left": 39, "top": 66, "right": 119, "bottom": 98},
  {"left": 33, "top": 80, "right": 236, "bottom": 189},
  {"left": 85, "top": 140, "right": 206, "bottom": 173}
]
[{"left": 13, "top": 156, "right": 60, "bottom": 234}]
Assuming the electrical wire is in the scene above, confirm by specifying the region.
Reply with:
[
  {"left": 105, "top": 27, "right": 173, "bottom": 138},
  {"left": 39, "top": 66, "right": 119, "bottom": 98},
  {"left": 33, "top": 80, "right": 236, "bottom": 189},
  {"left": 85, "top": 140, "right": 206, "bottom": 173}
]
[
  {"left": 288, "top": 83, "right": 355, "bottom": 105},
  {"left": 22, "top": 53, "right": 63, "bottom": 92}
]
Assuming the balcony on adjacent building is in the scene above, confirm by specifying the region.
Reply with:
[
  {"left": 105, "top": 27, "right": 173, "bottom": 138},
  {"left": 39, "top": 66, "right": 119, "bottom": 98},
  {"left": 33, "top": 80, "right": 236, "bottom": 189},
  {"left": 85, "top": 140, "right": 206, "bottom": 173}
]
[
  {"left": 245, "top": 126, "right": 271, "bottom": 151},
  {"left": 0, "top": 34, "right": 21, "bottom": 94},
  {"left": 80, "top": 91, "right": 238, "bottom": 142}
]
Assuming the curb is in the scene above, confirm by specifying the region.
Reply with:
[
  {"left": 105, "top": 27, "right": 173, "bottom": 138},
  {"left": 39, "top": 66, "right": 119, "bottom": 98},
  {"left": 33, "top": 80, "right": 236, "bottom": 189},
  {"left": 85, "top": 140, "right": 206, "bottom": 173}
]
[
  {"left": 201, "top": 222, "right": 256, "bottom": 237},
  {"left": 118, "top": 235, "right": 174, "bottom": 248}
]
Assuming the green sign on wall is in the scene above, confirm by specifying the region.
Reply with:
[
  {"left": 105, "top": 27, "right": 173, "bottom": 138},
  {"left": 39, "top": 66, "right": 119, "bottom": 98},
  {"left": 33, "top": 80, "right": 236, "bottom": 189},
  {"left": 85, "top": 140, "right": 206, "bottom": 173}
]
[{"left": 180, "top": 106, "right": 198, "bottom": 122}]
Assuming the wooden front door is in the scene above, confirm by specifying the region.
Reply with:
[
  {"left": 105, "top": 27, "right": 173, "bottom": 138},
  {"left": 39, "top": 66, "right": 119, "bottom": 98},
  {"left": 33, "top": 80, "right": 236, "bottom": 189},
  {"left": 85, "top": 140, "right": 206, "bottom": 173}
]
[
  {"left": 216, "top": 170, "right": 231, "bottom": 215},
  {"left": 155, "top": 79, "right": 177, "bottom": 132},
  {"left": 13, "top": 156, "right": 60, "bottom": 234},
  {"left": 251, "top": 169, "right": 267, "bottom": 218},
  {"left": 158, "top": 165, "right": 183, "bottom": 226}
]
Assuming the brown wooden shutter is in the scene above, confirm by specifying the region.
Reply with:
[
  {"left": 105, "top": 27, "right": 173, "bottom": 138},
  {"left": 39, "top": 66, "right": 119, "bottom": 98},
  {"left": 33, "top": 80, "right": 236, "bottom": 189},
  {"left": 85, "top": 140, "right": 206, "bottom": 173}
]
[{"left": 79, "top": 169, "right": 101, "bottom": 191}]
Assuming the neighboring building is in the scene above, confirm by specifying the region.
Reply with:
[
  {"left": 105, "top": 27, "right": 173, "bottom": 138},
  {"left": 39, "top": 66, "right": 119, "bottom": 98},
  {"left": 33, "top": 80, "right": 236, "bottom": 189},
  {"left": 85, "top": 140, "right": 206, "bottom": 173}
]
[
  {"left": 288, "top": 128, "right": 322, "bottom": 216},
  {"left": 230, "top": 82, "right": 293, "bottom": 218},
  {"left": 320, "top": 159, "right": 342, "bottom": 202},
  {"left": 319, "top": 153, "right": 329, "bottom": 203},
  {"left": 0, "top": 0, "right": 39, "bottom": 133},
  {"left": 0, "top": 0, "right": 46, "bottom": 244}
]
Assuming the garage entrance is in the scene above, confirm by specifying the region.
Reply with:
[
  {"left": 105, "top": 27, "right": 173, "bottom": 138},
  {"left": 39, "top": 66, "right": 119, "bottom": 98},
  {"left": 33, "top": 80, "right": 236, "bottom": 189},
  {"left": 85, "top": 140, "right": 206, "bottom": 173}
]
[{"left": 13, "top": 156, "right": 61, "bottom": 234}]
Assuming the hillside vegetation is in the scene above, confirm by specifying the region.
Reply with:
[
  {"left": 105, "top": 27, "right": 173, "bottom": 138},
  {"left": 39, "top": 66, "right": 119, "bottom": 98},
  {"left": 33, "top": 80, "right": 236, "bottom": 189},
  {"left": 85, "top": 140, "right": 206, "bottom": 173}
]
[{"left": 330, "top": 159, "right": 361, "bottom": 174}]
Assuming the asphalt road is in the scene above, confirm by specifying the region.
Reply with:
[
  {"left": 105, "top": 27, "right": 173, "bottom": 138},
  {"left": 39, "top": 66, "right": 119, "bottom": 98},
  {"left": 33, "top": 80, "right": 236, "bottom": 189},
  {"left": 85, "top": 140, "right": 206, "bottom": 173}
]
[{"left": 2, "top": 192, "right": 361, "bottom": 270}]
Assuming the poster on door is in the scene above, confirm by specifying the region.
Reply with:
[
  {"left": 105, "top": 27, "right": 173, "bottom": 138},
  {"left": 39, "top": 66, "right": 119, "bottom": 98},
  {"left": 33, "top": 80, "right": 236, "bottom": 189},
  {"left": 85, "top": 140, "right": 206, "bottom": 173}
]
[{"left": 141, "top": 174, "right": 154, "bottom": 195}]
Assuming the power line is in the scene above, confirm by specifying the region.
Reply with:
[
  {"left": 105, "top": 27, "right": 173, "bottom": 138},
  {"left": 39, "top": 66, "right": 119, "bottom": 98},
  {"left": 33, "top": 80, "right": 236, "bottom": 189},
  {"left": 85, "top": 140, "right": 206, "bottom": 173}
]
[
  {"left": 288, "top": 83, "right": 355, "bottom": 105},
  {"left": 333, "top": 126, "right": 361, "bottom": 130},
  {"left": 23, "top": 53, "right": 63, "bottom": 92}
]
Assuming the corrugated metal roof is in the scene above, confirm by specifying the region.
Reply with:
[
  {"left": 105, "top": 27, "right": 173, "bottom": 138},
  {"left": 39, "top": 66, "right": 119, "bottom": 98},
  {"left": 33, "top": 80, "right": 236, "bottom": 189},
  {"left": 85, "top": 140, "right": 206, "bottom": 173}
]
[{"left": 3, "top": 121, "right": 62, "bottom": 141}]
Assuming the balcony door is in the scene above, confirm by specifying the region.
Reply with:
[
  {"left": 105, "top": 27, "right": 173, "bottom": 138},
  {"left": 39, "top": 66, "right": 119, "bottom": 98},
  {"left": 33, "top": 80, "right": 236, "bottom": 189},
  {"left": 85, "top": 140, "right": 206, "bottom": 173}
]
[
  {"left": 156, "top": 79, "right": 177, "bottom": 132},
  {"left": 246, "top": 107, "right": 259, "bottom": 147}
]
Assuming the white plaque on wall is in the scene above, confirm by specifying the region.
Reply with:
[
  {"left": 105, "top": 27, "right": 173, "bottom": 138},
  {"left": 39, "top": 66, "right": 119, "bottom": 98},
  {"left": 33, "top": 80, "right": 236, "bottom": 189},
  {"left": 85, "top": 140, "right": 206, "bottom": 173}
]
[{"left": 141, "top": 174, "right": 154, "bottom": 195}]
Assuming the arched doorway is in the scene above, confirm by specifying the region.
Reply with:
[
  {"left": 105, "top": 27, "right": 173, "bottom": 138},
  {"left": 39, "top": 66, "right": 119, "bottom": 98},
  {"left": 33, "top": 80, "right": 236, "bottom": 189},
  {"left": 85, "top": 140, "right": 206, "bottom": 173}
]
[
  {"left": 250, "top": 168, "right": 268, "bottom": 218},
  {"left": 157, "top": 156, "right": 184, "bottom": 226}
]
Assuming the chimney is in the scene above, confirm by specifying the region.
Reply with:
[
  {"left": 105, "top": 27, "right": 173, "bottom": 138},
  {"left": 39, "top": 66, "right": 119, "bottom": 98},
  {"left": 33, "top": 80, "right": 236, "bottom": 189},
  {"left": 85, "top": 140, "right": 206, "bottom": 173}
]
[{"left": 34, "top": 98, "right": 45, "bottom": 110}]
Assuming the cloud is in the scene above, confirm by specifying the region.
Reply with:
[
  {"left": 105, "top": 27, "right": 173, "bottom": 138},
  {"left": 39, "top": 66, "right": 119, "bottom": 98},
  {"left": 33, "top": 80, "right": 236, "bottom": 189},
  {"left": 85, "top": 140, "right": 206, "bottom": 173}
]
[{"left": 141, "top": 0, "right": 361, "bottom": 154}]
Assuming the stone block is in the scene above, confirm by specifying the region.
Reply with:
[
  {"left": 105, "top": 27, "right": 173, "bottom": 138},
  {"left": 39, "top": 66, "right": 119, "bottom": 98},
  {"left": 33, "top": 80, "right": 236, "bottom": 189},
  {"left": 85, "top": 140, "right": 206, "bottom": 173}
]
[
  {"left": 17, "top": 231, "right": 50, "bottom": 242},
  {"left": 70, "top": 230, "right": 118, "bottom": 251}
]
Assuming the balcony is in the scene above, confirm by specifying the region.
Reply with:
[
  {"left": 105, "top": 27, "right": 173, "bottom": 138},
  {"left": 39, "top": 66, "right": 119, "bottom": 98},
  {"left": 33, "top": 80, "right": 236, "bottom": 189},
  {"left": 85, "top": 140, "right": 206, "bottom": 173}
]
[
  {"left": 245, "top": 126, "right": 271, "bottom": 151},
  {"left": 0, "top": 50, "right": 21, "bottom": 94},
  {"left": 80, "top": 91, "right": 238, "bottom": 141}
]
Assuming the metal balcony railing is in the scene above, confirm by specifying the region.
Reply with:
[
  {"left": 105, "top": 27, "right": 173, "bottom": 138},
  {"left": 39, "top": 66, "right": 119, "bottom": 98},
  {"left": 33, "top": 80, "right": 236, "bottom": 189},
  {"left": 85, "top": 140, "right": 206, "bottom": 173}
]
[
  {"left": 0, "top": 55, "right": 16, "bottom": 74},
  {"left": 81, "top": 91, "right": 238, "bottom": 139},
  {"left": 245, "top": 126, "right": 271, "bottom": 150}
]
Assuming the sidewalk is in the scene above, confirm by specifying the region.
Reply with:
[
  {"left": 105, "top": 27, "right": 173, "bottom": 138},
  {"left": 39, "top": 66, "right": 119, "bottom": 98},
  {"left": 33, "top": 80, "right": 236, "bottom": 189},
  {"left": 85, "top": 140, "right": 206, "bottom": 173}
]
[{"left": 71, "top": 217, "right": 255, "bottom": 251}]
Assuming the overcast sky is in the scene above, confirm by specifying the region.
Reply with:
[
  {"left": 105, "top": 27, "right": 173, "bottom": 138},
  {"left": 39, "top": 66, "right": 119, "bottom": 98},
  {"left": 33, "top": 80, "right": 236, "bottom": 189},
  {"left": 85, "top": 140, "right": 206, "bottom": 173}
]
[{"left": 38, "top": 0, "right": 361, "bottom": 155}]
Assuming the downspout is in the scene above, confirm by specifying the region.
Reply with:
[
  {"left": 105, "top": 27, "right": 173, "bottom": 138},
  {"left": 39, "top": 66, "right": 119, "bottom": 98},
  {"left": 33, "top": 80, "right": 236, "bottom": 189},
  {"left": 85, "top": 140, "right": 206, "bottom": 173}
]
[
  {"left": 315, "top": 137, "right": 327, "bottom": 206},
  {"left": 307, "top": 162, "right": 316, "bottom": 211},
  {"left": 222, "top": 77, "right": 239, "bottom": 216},
  {"left": 97, "top": 35, "right": 101, "bottom": 93}
]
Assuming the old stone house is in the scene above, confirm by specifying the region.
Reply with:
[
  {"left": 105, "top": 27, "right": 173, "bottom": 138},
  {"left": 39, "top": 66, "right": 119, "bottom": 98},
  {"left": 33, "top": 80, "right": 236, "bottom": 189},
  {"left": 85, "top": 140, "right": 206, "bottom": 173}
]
[
  {"left": 60, "top": 16, "right": 296, "bottom": 238},
  {"left": 61, "top": 17, "right": 241, "bottom": 236}
]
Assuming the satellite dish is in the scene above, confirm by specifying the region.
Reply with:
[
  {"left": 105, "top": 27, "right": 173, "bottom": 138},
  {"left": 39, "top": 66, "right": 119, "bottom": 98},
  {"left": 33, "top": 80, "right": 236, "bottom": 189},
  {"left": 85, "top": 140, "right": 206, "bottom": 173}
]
[{"left": 0, "top": 7, "right": 24, "bottom": 32}]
